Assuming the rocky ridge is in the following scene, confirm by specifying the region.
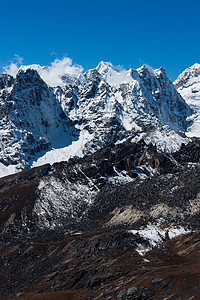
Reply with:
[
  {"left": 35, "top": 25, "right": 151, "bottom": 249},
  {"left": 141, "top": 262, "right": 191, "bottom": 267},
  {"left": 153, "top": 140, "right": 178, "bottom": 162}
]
[{"left": 0, "top": 139, "right": 197, "bottom": 236}]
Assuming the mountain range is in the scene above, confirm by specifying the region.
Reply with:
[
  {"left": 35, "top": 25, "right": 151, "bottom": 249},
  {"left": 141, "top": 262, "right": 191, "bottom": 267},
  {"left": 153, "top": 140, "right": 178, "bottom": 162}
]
[{"left": 0, "top": 61, "right": 199, "bottom": 178}]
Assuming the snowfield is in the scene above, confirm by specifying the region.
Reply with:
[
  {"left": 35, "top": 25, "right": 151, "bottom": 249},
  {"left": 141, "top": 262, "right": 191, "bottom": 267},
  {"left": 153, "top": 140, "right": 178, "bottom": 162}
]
[{"left": 130, "top": 220, "right": 191, "bottom": 255}]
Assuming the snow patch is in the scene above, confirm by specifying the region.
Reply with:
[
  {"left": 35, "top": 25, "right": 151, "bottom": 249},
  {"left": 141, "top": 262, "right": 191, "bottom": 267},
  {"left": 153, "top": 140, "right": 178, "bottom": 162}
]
[
  {"left": 34, "top": 175, "right": 97, "bottom": 228},
  {"left": 130, "top": 220, "right": 191, "bottom": 255},
  {"left": 32, "top": 130, "right": 93, "bottom": 168}
]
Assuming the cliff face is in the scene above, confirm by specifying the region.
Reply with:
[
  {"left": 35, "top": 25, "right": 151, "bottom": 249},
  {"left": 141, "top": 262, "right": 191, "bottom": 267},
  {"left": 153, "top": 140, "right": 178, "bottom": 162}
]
[{"left": 0, "top": 69, "right": 78, "bottom": 177}]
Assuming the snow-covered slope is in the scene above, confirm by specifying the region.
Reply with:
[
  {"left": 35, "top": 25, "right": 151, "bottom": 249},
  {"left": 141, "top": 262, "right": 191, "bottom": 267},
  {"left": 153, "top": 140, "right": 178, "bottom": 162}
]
[
  {"left": 174, "top": 63, "right": 200, "bottom": 137},
  {"left": 0, "top": 69, "right": 78, "bottom": 176},
  {"left": 0, "top": 62, "right": 194, "bottom": 177},
  {"left": 59, "top": 62, "right": 192, "bottom": 153}
]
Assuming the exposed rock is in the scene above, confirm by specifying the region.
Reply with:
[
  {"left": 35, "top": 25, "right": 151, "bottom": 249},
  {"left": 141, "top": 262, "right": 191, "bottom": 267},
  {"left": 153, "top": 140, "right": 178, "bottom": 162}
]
[
  {"left": 1, "top": 139, "right": 200, "bottom": 234},
  {"left": 1, "top": 139, "right": 200, "bottom": 299}
]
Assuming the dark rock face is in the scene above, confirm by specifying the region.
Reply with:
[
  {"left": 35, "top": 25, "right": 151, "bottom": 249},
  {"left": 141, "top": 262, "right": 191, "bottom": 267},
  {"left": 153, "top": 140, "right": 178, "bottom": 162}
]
[
  {"left": 0, "top": 73, "right": 14, "bottom": 89},
  {"left": 173, "top": 138, "right": 200, "bottom": 163}
]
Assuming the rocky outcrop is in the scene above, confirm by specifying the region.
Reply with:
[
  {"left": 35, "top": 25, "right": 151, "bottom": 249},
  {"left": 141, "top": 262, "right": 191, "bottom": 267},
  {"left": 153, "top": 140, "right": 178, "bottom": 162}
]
[{"left": 1, "top": 139, "right": 200, "bottom": 235}]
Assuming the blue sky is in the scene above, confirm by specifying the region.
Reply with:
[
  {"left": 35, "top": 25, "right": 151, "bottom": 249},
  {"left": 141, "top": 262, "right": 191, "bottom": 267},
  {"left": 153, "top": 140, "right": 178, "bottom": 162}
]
[{"left": 0, "top": 0, "right": 200, "bottom": 80}]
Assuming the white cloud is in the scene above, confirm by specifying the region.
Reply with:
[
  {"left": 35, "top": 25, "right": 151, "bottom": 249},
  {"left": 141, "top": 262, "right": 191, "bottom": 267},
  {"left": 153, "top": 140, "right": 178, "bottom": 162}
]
[
  {"left": 3, "top": 54, "right": 23, "bottom": 76},
  {"left": 14, "top": 54, "right": 23, "bottom": 65},
  {"left": 37, "top": 57, "right": 84, "bottom": 87},
  {"left": 116, "top": 64, "right": 125, "bottom": 71},
  {"left": 3, "top": 63, "right": 19, "bottom": 77},
  {"left": 3, "top": 56, "right": 84, "bottom": 87}
]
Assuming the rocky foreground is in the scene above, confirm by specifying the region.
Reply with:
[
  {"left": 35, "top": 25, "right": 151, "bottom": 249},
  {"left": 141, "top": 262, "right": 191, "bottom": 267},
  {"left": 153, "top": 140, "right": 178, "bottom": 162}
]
[
  {"left": 1, "top": 139, "right": 200, "bottom": 299},
  {"left": 1, "top": 228, "right": 200, "bottom": 300}
]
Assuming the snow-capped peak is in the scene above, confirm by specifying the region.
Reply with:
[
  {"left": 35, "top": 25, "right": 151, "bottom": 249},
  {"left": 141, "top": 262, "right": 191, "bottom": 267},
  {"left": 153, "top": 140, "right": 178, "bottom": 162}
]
[
  {"left": 95, "top": 61, "right": 135, "bottom": 86},
  {"left": 19, "top": 64, "right": 45, "bottom": 73},
  {"left": 154, "top": 66, "right": 167, "bottom": 77},
  {"left": 137, "top": 64, "right": 168, "bottom": 80},
  {"left": 174, "top": 63, "right": 200, "bottom": 138},
  {"left": 174, "top": 63, "right": 200, "bottom": 90},
  {"left": 96, "top": 61, "right": 117, "bottom": 74},
  {"left": 137, "top": 64, "right": 155, "bottom": 74}
]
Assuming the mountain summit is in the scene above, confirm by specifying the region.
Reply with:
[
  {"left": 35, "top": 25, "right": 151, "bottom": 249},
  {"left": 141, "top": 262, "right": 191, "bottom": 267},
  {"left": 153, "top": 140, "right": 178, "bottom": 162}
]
[{"left": 174, "top": 63, "right": 200, "bottom": 137}]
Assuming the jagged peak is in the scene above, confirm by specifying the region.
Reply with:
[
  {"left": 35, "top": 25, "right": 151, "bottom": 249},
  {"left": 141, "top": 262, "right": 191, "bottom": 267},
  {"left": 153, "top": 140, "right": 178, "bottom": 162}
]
[
  {"left": 96, "top": 61, "right": 117, "bottom": 74},
  {"left": 16, "top": 68, "right": 44, "bottom": 81},
  {"left": 154, "top": 66, "right": 168, "bottom": 79},
  {"left": 156, "top": 66, "right": 166, "bottom": 74},
  {"left": 188, "top": 63, "right": 200, "bottom": 70},
  {"left": 13, "top": 68, "right": 49, "bottom": 90},
  {"left": 19, "top": 64, "right": 45, "bottom": 73},
  {"left": 174, "top": 63, "right": 200, "bottom": 88},
  {"left": 137, "top": 64, "right": 154, "bottom": 73},
  {"left": 0, "top": 72, "right": 14, "bottom": 79}
]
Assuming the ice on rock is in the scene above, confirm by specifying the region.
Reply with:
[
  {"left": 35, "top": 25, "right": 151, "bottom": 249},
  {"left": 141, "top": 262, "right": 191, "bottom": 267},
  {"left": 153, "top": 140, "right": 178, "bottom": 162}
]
[
  {"left": 130, "top": 220, "right": 191, "bottom": 255},
  {"left": 174, "top": 63, "right": 200, "bottom": 138}
]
